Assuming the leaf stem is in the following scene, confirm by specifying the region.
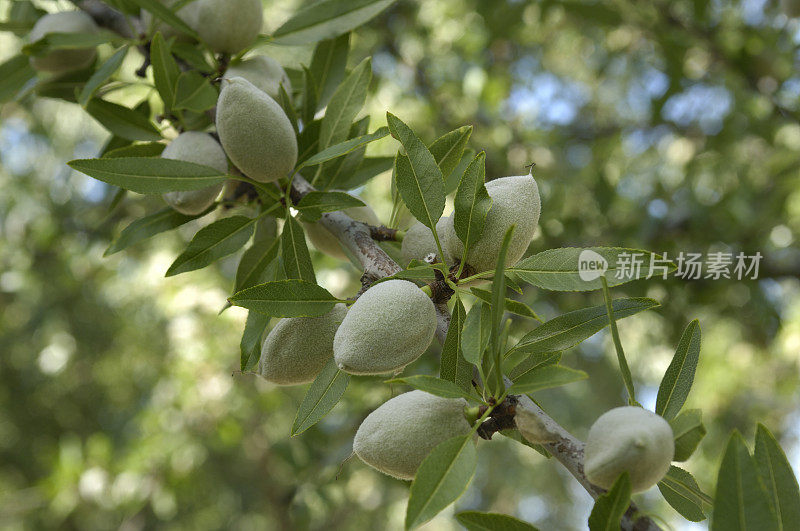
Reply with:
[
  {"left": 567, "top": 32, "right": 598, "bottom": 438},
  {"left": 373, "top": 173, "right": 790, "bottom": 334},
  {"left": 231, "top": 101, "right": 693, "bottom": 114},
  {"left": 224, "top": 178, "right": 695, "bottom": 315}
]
[{"left": 600, "top": 276, "right": 638, "bottom": 405}]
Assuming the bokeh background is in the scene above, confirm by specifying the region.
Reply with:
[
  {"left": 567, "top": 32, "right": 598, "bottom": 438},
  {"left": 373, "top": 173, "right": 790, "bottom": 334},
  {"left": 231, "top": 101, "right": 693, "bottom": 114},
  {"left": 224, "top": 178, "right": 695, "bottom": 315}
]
[{"left": 2, "top": 0, "right": 800, "bottom": 529}]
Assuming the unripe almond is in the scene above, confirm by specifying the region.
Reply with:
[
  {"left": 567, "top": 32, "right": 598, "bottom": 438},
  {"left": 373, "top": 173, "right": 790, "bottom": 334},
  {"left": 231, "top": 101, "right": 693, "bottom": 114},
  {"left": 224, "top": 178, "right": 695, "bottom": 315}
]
[
  {"left": 223, "top": 55, "right": 292, "bottom": 101},
  {"left": 400, "top": 218, "right": 452, "bottom": 266},
  {"left": 186, "top": 0, "right": 263, "bottom": 54},
  {"left": 353, "top": 390, "right": 472, "bottom": 480},
  {"left": 303, "top": 198, "right": 380, "bottom": 260},
  {"left": 445, "top": 174, "right": 541, "bottom": 272},
  {"left": 28, "top": 11, "right": 98, "bottom": 73},
  {"left": 333, "top": 280, "right": 436, "bottom": 375},
  {"left": 584, "top": 406, "right": 674, "bottom": 493},
  {"left": 259, "top": 304, "right": 347, "bottom": 385},
  {"left": 216, "top": 77, "right": 298, "bottom": 183},
  {"left": 161, "top": 132, "right": 227, "bottom": 215}
]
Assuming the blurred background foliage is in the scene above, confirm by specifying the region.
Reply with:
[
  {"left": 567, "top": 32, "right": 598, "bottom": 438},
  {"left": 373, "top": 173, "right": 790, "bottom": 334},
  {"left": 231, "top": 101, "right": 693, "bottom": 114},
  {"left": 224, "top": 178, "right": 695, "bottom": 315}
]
[{"left": 2, "top": 0, "right": 800, "bottom": 529}]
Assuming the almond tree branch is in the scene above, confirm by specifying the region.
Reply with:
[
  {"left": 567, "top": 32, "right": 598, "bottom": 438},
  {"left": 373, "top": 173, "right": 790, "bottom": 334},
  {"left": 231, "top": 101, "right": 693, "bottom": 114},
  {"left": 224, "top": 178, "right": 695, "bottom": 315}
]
[{"left": 76, "top": 4, "right": 660, "bottom": 529}]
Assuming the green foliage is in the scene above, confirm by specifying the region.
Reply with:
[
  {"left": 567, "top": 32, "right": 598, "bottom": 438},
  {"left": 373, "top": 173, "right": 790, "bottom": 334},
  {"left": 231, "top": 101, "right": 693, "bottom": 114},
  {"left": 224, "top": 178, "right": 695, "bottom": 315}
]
[{"left": 588, "top": 472, "right": 631, "bottom": 531}]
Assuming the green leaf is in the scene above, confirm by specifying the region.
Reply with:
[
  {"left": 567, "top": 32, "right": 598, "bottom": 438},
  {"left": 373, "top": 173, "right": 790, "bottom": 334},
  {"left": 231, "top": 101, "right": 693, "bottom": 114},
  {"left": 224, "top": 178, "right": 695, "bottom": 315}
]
[
  {"left": 454, "top": 151, "right": 492, "bottom": 253},
  {"left": 470, "top": 288, "right": 539, "bottom": 320},
  {"left": 85, "top": 99, "right": 162, "bottom": 141},
  {"left": 229, "top": 280, "right": 340, "bottom": 317},
  {"left": 487, "top": 226, "right": 514, "bottom": 395},
  {"left": 670, "top": 409, "right": 706, "bottom": 461},
  {"left": 430, "top": 126, "right": 472, "bottom": 180},
  {"left": 77, "top": 46, "right": 129, "bottom": 107},
  {"left": 299, "top": 127, "right": 389, "bottom": 169},
  {"left": 272, "top": 0, "right": 397, "bottom": 45},
  {"left": 166, "top": 216, "right": 255, "bottom": 276},
  {"left": 405, "top": 434, "right": 477, "bottom": 530},
  {"left": 461, "top": 302, "right": 491, "bottom": 365},
  {"left": 388, "top": 113, "right": 446, "bottom": 231},
  {"left": 385, "top": 375, "right": 474, "bottom": 401},
  {"left": 445, "top": 148, "right": 476, "bottom": 194},
  {"left": 316, "top": 117, "right": 370, "bottom": 190},
  {"left": 509, "top": 247, "right": 675, "bottom": 291},
  {"left": 291, "top": 358, "right": 349, "bottom": 435},
  {"left": 171, "top": 41, "right": 215, "bottom": 73},
  {"left": 102, "top": 142, "right": 165, "bottom": 158},
  {"left": 656, "top": 319, "right": 701, "bottom": 420},
  {"left": 295, "top": 191, "right": 366, "bottom": 221},
  {"left": 301, "top": 65, "right": 318, "bottom": 126},
  {"left": 505, "top": 298, "right": 660, "bottom": 361},
  {"left": 455, "top": 511, "right": 538, "bottom": 531},
  {"left": 309, "top": 33, "right": 350, "bottom": 108},
  {"left": 23, "top": 30, "right": 120, "bottom": 55},
  {"left": 281, "top": 215, "right": 316, "bottom": 283},
  {"left": 588, "top": 472, "right": 631, "bottom": 531},
  {"left": 337, "top": 156, "right": 394, "bottom": 190},
  {"left": 68, "top": 157, "right": 226, "bottom": 194},
  {"left": 173, "top": 70, "right": 218, "bottom": 112},
  {"left": 131, "top": 0, "right": 198, "bottom": 38},
  {"left": 508, "top": 352, "right": 561, "bottom": 381},
  {"left": 506, "top": 365, "right": 588, "bottom": 395},
  {"left": 712, "top": 431, "right": 778, "bottom": 531},
  {"left": 440, "top": 295, "right": 473, "bottom": 392},
  {"left": 234, "top": 236, "right": 280, "bottom": 293},
  {"left": 658, "top": 466, "right": 708, "bottom": 522},
  {"left": 150, "top": 32, "right": 180, "bottom": 110},
  {"left": 278, "top": 83, "right": 299, "bottom": 135},
  {"left": 319, "top": 57, "right": 372, "bottom": 149},
  {"left": 0, "top": 55, "right": 35, "bottom": 103},
  {"left": 104, "top": 206, "right": 207, "bottom": 256},
  {"left": 240, "top": 310, "right": 269, "bottom": 372},
  {"left": 33, "top": 67, "right": 94, "bottom": 103},
  {"left": 754, "top": 424, "right": 800, "bottom": 530}
]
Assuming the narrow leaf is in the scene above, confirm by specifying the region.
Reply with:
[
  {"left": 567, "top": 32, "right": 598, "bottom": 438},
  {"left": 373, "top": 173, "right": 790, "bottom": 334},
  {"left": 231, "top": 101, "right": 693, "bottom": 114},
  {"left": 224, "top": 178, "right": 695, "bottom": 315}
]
[
  {"left": 440, "top": 295, "right": 473, "bottom": 392},
  {"left": 405, "top": 435, "right": 477, "bottom": 529},
  {"left": 658, "top": 466, "right": 708, "bottom": 522},
  {"left": 173, "top": 70, "right": 217, "bottom": 112},
  {"left": 656, "top": 320, "right": 701, "bottom": 420},
  {"left": 85, "top": 98, "right": 162, "bottom": 141},
  {"left": 385, "top": 375, "right": 474, "bottom": 400},
  {"left": 712, "top": 431, "right": 778, "bottom": 530},
  {"left": 506, "top": 365, "right": 588, "bottom": 395},
  {"left": 234, "top": 236, "right": 280, "bottom": 292},
  {"left": 150, "top": 32, "right": 180, "bottom": 109},
  {"left": 273, "top": 0, "right": 396, "bottom": 45},
  {"left": 68, "top": 157, "right": 226, "bottom": 194},
  {"left": 388, "top": 113, "right": 445, "bottom": 231},
  {"left": 454, "top": 151, "right": 492, "bottom": 252},
  {"left": 336, "top": 156, "right": 394, "bottom": 190},
  {"left": 166, "top": 216, "right": 255, "bottom": 276},
  {"left": 588, "top": 472, "right": 631, "bottom": 531},
  {"left": 754, "top": 424, "right": 800, "bottom": 530},
  {"left": 309, "top": 32, "right": 350, "bottom": 108},
  {"left": 229, "top": 280, "right": 340, "bottom": 317},
  {"left": 430, "top": 126, "right": 472, "bottom": 179},
  {"left": 455, "top": 511, "right": 538, "bottom": 531},
  {"left": 103, "top": 142, "right": 165, "bottom": 158},
  {"left": 295, "top": 191, "right": 365, "bottom": 219},
  {"left": 506, "top": 298, "right": 659, "bottom": 361},
  {"left": 299, "top": 127, "right": 389, "bottom": 169},
  {"left": 488, "top": 226, "right": 514, "bottom": 395},
  {"left": 78, "top": 46, "right": 128, "bottom": 106},
  {"left": 509, "top": 247, "right": 675, "bottom": 291},
  {"left": 104, "top": 206, "right": 206, "bottom": 256},
  {"left": 131, "top": 0, "right": 197, "bottom": 37},
  {"left": 291, "top": 358, "right": 349, "bottom": 435},
  {"left": 670, "top": 409, "right": 707, "bottom": 461},
  {"left": 0, "top": 55, "right": 36, "bottom": 103},
  {"left": 319, "top": 57, "right": 372, "bottom": 149},
  {"left": 470, "top": 288, "right": 539, "bottom": 320},
  {"left": 281, "top": 215, "right": 316, "bottom": 283},
  {"left": 240, "top": 310, "right": 269, "bottom": 372},
  {"left": 461, "top": 302, "right": 491, "bottom": 365}
]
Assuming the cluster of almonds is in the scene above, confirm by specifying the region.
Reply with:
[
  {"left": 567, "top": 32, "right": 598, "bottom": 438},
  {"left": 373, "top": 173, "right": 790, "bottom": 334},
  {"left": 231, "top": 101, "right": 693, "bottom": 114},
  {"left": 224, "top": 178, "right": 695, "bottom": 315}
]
[{"left": 31, "top": 4, "right": 676, "bottom": 491}]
